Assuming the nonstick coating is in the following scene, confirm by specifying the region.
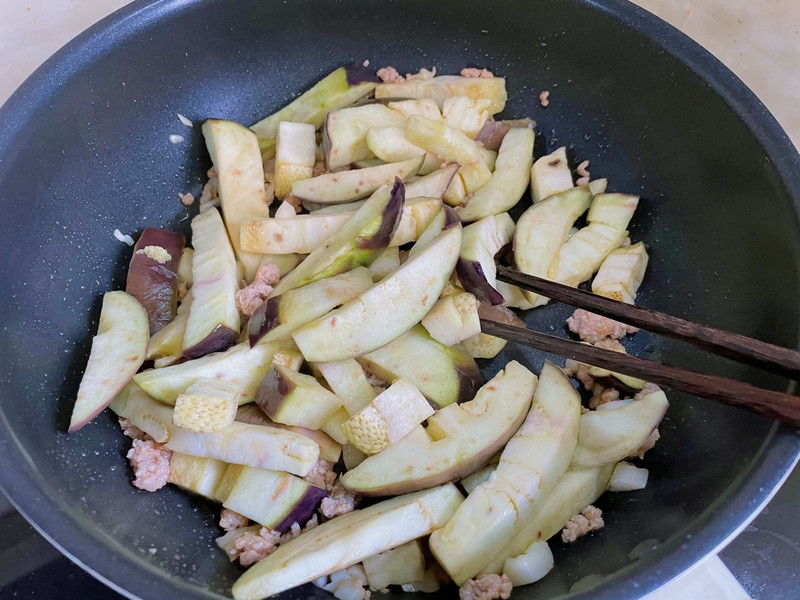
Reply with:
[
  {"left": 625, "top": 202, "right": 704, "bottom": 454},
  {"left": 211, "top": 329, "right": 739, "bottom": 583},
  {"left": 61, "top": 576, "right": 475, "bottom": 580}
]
[{"left": 1, "top": 1, "right": 799, "bottom": 599}]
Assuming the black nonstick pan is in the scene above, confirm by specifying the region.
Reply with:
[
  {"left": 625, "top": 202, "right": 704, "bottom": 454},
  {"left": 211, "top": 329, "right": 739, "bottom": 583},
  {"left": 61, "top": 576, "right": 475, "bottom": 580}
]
[{"left": 0, "top": 0, "right": 799, "bottom": 599}]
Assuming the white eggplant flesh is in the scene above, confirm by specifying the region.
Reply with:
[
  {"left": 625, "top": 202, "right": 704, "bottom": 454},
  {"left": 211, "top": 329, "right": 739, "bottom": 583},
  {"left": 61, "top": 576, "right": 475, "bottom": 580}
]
[
  {"left": 323, "top": 104, "right": 406, "bottom": 169},
  {"left": 421, "top": 291, "right": 481, "bottom": 347},
  {"left": 502, "top": 541, "right": 554, "bottom": 586},
  {"left": 441, "top": 96, "right": 493, "bottom": 138},
  {"left": 457, "top": 127, "right": 535, "bottom": 222},
  {"left": 608, "top": 461, "right": 650, "bottom": 492},
  {"left": 530, "top": 147, "right": 574, "bottom": 203},
  {"left": 274, "top": 121, "right": 316, "bottom": 197},
  {"left": 456, "top": 212, "right": 515, "bottom": 305},
  {"left": 375, "top": 75, "right": 507, "bottom": 114},
  {"left": 366, "top": 127, "right": 441, "bottom": 174},
  {"left": 592, "top": 241, "right": 649, "bottom": 304},
  {"left": 403, "top": 165, "right": 460, "bottom": 200},
  {"left": 387, "top": 99, "right": 443, "bottom": 120}
]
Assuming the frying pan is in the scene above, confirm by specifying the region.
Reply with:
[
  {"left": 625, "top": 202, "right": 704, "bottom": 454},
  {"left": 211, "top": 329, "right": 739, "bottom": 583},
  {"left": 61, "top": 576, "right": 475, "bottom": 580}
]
[{"left": 0, "top": 0, "right": 799, "bottom": 598}]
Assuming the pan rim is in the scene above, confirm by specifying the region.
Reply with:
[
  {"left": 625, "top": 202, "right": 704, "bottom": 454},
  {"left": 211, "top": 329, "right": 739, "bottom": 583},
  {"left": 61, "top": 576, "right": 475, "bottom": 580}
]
[{"left": 0, "top": 0, "right": 798, "bottom": 599}]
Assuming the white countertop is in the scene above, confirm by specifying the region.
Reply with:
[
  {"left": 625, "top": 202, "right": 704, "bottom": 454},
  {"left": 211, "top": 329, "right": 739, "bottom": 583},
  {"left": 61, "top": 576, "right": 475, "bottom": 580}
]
[{"left": 2, "top": 1, "right": 792, "bottom": 598}]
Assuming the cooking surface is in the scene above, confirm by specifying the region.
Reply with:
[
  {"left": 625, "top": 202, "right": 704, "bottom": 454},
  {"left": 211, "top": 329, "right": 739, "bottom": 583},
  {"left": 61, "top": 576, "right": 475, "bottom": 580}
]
[{"left": 0, "top": 1, "right": 798, "bottom": 599}]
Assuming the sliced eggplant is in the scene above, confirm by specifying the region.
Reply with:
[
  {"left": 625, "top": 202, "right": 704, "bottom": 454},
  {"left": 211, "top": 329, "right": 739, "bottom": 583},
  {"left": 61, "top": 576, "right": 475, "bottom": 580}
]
[
  {"left": 570, "top": 389, "right": 669, "bottom": 468},
  {"left": 235, "top": 405, "right": 343, "bottom": 464},
  {"left": 167, "top": 453, "right": 227, "bottom": 502},
  {"left": 368, "top": 246, "right": 401, "bottom": 281},
  {"left": 68, "top": 292, "right": 149, "bottom": 432},
  {"left": 177, "top": 247, "right": 194, "bottom": 292},
  {"left": 147, "top": 289, "right": 192, "bottom": 366},
  {"left": 456, "top": 212, "right": 515, "bottom": 305},
  {"left": 513, "top": 186, "right": 593, "bottom": 305},
  {"left": 362, "top": 540, "right": 427, "bottom": 591},
  {"left": 110, "top": 383, "right": 319, "bottom": 475},
  {"left": 216, "top": 465, "right": 327, "bottom": 532},
  {"left": 291, "top": 219, "right": 462, "bottom": 362},
  {"left": 457, "top": 128, "right": 535, "bottom": 222},
  {"left": 248, "top": 267, "right": 373, "bottom": 347},
  {"left": 292, "top": 156, "right": 423, "bottom": 204},
  {"left": 241, "top": 195, "right": 441, "bottom": 255},
  {"left": 274, "top": 121, "right": 316, "bottom": 198},
  {"left": 441, "top": 96, "right": 492, "bottom": 138},
  {"left": 403, "top": 165, "right": 460, "bottom": 200},
  {"left": 135, "top": 341, "right": 282, "bottom": 405},
  {"left": 386, "top": 99, "right": 443, "bottom": 120},
  {"left": 608, "top": 461, "right": 649, "bottom": 492},
  {"left": 357, "top": 324, "right": 482, "bottom": 408},
  {"left": 341, "top": 379, "right": 434, "bottom": 454},
  {"left": 421, "top": 291, "right": 481, "bottom": 347},
  {"left": 267, "top": 181, "right": 405, "bottom": 296},
  {"left": 551, "top": 193, "right": 639, "bottom": 288},
  {"left": 474, "top": 119, "right": 535, "bottom": 152},
  {"left": 375, "top": 75, "right": 507, "bottom": 114},
  {"left": 429, "top": 361, "right": 579, "bottom": 584},
  {"left": 126, "top": 227, "right": 185, "bottom": 334},
  {"left": 366, "top": 126, "right": 441, "bottom": 174},
  {"left": 592, "top": 241, "right": 649, "bottom": 304},
  {"left": 202, "top": 119, "right": 269, "bottom": 280},
  {"left": 181, "top": 208, "right": 240, "bottom": 358},
  {"left": 251, "top": 66, "right": 378, "bottom": 157},
  {"left": 172, "top": 377, "right": 240, "bottom": 433},
  {"left": 231, "top": 484, "right": 464, "bottom": 600},
  {"left": 315, "top": 359, "right": 377, "bottom": 416},
  {"left": 255, "top": 364, "right": 343, "bottom": 429},
  {"left": 339, "top": 361, "right": 535, "bottom": 497},
  {"left": 481, "top": 465, "right": 613, "bottom": 574},
  {"left": 530, "top": 147, "right": 574, "bottom": 203},
  {"left": 323, "top": 104, "right": 406, "bottom": 169},
  {"left": 405, "top": 116, "right": 492, "bottom": 193}
]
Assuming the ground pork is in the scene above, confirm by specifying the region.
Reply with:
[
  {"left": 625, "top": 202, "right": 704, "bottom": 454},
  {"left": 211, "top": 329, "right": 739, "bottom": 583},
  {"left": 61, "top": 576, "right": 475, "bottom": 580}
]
[
  {"left": 589, "top": 384, "right": 620, "bottom": 409},
  {"left": 280, "top": 514, "right": 320, "bottom": 544},
  {"left": 459, "top": 574, "right": 513, "bottom": 600},
  {"left": 460, "top": 68, "right": 494, "bottom": 79},
  {"left": 320, "top": 484, "right": 359, "bottom": 519},
  {"left": 198, "top": 167, "right": 219, "bottom": 212},
  {"left": 233, "top": 527, "right": 281, "bottom": 567},
  {"left": 539, "top": 90, "right": 550, "bottom": 107},
  {"left": 303, "top": 459, "right": 338, "bottom": 491},
  {"left": 406, "top": 67, "right": 436, "bottom": 80},
  {"left": 178, "top": 192, "right": 195, "bottom": 206},
  {"left": 119, "top": 417, "right": 146, "bottom": 440},
  {"left": 567, "top": 309, "right": 639, "bottom": 343},
  {"left": 563, "top": 359, "right": 595, "bottom": 390},
  {"left": 376, "top": 66, "right": 404, "bottom": 83},
  {"left": 633, "top": 428, "right": 660, "bottom": 459},
  {"left": 561, "top": 505, "right": 604, "bottom": 543},
  {"left": 219, "top": 509, "right": 249, "bottom": 532},
  {"left": 127, "top": 439, "right": 171, "bottom": 492},
  {"left": 235, "top": 263, "right": 280, "bottom": 317}
]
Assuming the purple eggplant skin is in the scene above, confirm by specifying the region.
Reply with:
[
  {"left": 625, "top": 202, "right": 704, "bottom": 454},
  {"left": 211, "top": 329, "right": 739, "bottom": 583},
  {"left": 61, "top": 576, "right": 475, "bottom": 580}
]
[
  {"left": 126, "top": 227, "right": 185, "bottom": 334},
  {"left": 475, "top": 119, "right": 536, "bottom": 152},
  {"left": 344, "top": 65, "right": 380, "bottom": 86},
  {"left": 254, "top": 367, "right": 294, "bottom": 420},
  {"left": 181, "top": 324, "right": 238, "bottom": 359},
  {"left": 273, "top": 484, "right": 329, "bottom": 533},
  {"left": 456, "top": 257, "right": 505, "bottom": 305},
  {"left": 443, "top": 205, "right": 460, "bottom": 230},
  {"left": 357, "top": 178, "right": 405, "bottom": 250},
  {"left": 248, "top": 296, "right": 282, "bottom": 347},
  {"left": 455, "top": 360, "right": 484, "bottom": 405}
]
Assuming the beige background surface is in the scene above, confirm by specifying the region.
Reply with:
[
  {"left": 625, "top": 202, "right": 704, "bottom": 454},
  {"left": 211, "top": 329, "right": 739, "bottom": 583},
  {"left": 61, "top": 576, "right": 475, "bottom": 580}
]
[{"left": 0, "top": 1, "right": 791, "bottom": 598}]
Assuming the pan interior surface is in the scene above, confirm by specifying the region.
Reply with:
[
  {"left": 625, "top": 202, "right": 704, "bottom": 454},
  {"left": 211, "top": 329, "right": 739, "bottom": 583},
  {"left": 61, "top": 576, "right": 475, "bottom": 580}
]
[{"left": 0, "top": 1, "right": 799, "bottom": 599}]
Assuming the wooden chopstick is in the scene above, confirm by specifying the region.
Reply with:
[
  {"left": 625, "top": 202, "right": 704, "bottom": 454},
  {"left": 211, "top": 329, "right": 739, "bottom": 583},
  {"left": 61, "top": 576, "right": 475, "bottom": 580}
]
[
  {"left": 480, "top": 319, "right": 800, "bottom": 426},
  {"left": 495, "top": 265, "right": 800, "bottom": 379}
]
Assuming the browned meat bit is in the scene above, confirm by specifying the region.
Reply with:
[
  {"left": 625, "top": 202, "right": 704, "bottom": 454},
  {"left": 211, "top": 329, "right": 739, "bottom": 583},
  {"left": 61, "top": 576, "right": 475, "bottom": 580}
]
[
  {"left": 567, "top": 309, "right": 639, "bottom": 343},
  {"left": 561, "top": 505, "right": 604, "bottom": 543},
  {"left": 539, "top": 90, "right": 550, "bottom": 107},
  {"left": 233, "top": 527, "right": 281, "bottom": 567},
  {"left": 633, "top": 428, "right": 660, "bottom": 459},
  {"left": 459, "top": 573, "right": 513, "bottom": 600},
  {"left": 563, "top": 359, "right": 595, "bottom": 391},
  {"left": 460, "top": 67, "right": 494, "bottom": 79},
  {"left": 589, "top": 384, "right": 620, "bottom": 409},
  {"left": 178, "top": 192, "right": 195, "bottom": 206},
  {"left": 119, "top": 417, "right": 146, "bottom": 440},
  {"left": 219, "top": 509, "right": 250, "bottom": 532},
  {"left": 303, "top": 459, "right": 338, "bottom": 491},
  {"left": 575, "top": 160, "right": 591, "bottom": 186},
  {"left": 376, "top": 66, "right": 404, "bottom": 83},
  {"left": 235, "top": 263, "right": 281, "bottom": 317},
  {"left": 320, "top": 484, "right": 359, "bottom": 519},
  {"left": 126, "top": 439, "right": 172, "bottom": 492}
]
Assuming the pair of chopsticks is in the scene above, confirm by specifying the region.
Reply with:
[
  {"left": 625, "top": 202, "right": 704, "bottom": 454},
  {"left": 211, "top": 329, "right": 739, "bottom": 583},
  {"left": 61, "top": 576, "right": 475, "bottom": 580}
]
[{"left": 481, "top": 265, "right": 800, "bottom": 426}]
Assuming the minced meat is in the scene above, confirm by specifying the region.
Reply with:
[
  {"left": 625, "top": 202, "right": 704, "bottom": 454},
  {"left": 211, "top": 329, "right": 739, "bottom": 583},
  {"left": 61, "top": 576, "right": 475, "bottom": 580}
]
[
  {"left": 235, "top": 263, "right": 281, "bottom": 317},
  {"left": 127, "top": 439, "right": 171, "bottom": 492},
  {"left": 561, "top": 505, "right": 604, "bottom": 543},
  {"left": 233, "top": 527, "right": 281, "bottom": 567},
  {"left": 460, "top": 68, "right": 493, "bottom": 79},
  {"left": 303, "top": 459, "right": 338, "bottom": 491},
  {"left": 219, "top": 509, "right": 249, "bottom": 532},
  {"left": 567, "top": 309, "right": 639, "bottom": 343},
  {"left": 459, "top": 574, "right": 513, "bottom": 600},
  {"left": 320, "top": 484, "right": 359, "bottom": 519}
]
